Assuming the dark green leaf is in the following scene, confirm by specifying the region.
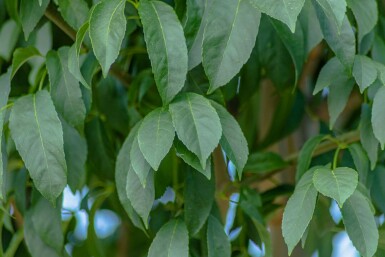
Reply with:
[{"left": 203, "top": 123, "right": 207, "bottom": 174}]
[
  {"left": 313, "top": 57, "right": 347, "bottom": 94},
  {"left": 315, "top": 0, "right": 346, "bottom": 31},
  {"left": 138, "top": 0, "right": 188, "bottom": 104},
  {"left": 372, "top": 86, "right": 385, "bottom": 149},
  {"left": 9, "top": 91, "right": 67, "bottom": 203},
  {"left": 20, "top": 0, "right": 49, "bottom": 40},
  {"left": 169, "top": 93, "right": 222, "bottom": 168},
  {"left": 58, "top": 0, "right": 89, "bottom": 30},
  {"left": 130, "top": 134, "right": 152, "bottom": 187},
  {"left": 360, "top": 104, "right": 379, "bottom": 169},
  {"left": 353, "top": 55, "right": 378, "bottom": 92},
  {"left": 138, "top": 108, "right": 175, "bottom": 170},
  {"left": 207, "top": 215, "right": 231, "bottom": 257},
  {"left": 0, "top": 20, "right": 21, "bottom": 61},
  {"left": 347, "top": 0, "right": 377, "bottom": 42},
  {"left": 349, "top": 143, "right": 369, "bottom": 185},
  {"left": 89, "top": 0, "right": 126, "bottom": 77},
  {"left": 244, "top": 152, "right": 288, "bottom": 174},
  {"left": 148, "top": 219, "right": 189, "bottom": 257},
  {"left": 202, "top": 0, "right": 261, "bottom": 92},
  {"left": 11, "top": 46, "right": 42, "bottom": 79},
  {"left": 341, "top": 190, "right": 378, "bottom": 257},
  {"left": 298, "top": 0, "right": 323, "bottom": 54}
]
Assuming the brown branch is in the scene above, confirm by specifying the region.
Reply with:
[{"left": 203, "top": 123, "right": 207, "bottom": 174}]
[{"left": 44, "top": 3, "right": 131, "bottom": 87}]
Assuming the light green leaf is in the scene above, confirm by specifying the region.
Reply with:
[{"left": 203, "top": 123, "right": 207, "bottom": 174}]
[
  {"left": 347, "top": 0, "right": 377, "bottom": 42},
  {"left": 0, "top": 20, "right": 21, "bottom": 61},
  {"left": 24, "top": 196, "right": 63, "bottom": 257},
  {"left": 138, "top": 108, "right": 175, "bottom": 170},
  {"left": 342, "top": 190, "right": 379, "bottom": 257},
  {"left": 138, "top": 0, "right": 188, "bottom": 104},
  {"left": 148, "top": 219, "right": 189, "bottom": 257},
  {"left": 244, "top": 152, "right": 288, "bottom": 174},
  {"left": 360, "top": 104, "right": 379, "bottom": 170},
  {"left": 184, "top": 168, "right": 214, "bottom": 235},
  {"left": 58, "top": 0, "right": 89, "bottom": 30},
  {"left": 282, "top": 168, "right": 318, "bottom": 255},
  {"left": 11, "top": 46, "right": 42, "bottom": 79},
  {"left": 207, "top": 215, "right": 231, "bottom": 257},
  {"left": 315, "top": 0, "right": 346, "bottom": 31},
  {"left": 9, "top": 91, "right": 67, "bottom": 203},
  {"left": 211, "top": 101, "right": 248, "bottom": 178},
  {"left": 130, "top": 134, "right": 152, "bottom": 187},
  {"left": 353, "top": 55, "right": 378, "bottom": 92},
  {"left": 61, "top": 119, "right": 87, "bottom": 193},
  {"left": 315, "top": 3, "right": 355, "bottom": 71},
  {"left": 169, "top": 93, "right": 222, "bottom": 168},
  {"left": 68, "top": 22, "right": 90, "bottom": 89},
  {"left": 372, "top": 86, "right": 385, "bottom": 149},
  {"left": 313, "top": 57, "right": 347, "bottom": 94},
  {"left": 313, "top": 167, "right": 358, "bottom": 207},
  {"left": 249, "top": 0, "right": 305, "bottom": 32},
  {"left": 126, "top": 165, "right": 154, "bottom": 226},
  {"left": 89, "top": 0, "right": 126, "bottom": 77},
  {"left": 116, "top": 123, "right": 146, "bottom": 231},
  {"left": 20, "top": 0, "right": 50, "bottom": 40},
  {"left": 0, "top": 69, "right": 11, "bottom": 200},
  {"left": 203, "top": 0, "right": 261, "bottom": 92},
  {"left": 175, "top": 139, "right": 211, "bottom": 179},
  {"left": 46, "top": 47, "right": 86, "bottom": 127},
  {"left": 296, "top": 134, "right": 325, "bottom": 182}
]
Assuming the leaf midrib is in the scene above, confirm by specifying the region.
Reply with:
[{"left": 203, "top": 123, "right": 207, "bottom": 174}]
[{"left": 104, "top": 1, "right": 123, "bottom": 67}]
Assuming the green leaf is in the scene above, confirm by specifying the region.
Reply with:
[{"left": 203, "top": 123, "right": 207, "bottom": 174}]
[
  {"left": 138, "top": 108, "right": 175, "bottom": 170},
  {"left": 370, "top": 166, "right": 385, "bottom": 214},
  {"left": 46, "top": 47, "right": 86, "bottom": 127},
  {"left": 249, "top": 0, "right": 305, "bottom": 32},
  {"left": 20, "top": 0, "right": 50, "bottom": 40},
  {"left": 360, "top": 104, "right": 379, "bottom": 170},
  {"left": 116, "top": 123, "right": 146, "bottom": 231},
  {"left": 68, "top": 22, "right": 90, "bottom": 89},
  {"left": 11, "top": 46, "right": 42, "bottom": 79},
  {"left": 298, "top": 0, "right": 323, "bottom": 54},
  {"left": 315, "top": 0, "right": 346, "bottom": 31},
  {"left": 169, "top": 93, "right": 222, "bottom": 168},
  {"left": 314, "top": 3, "right": 355, "bottom": 70},
  {"left": 0, "top": 69, "right": 11, "bottom": 200},
  {"left": 184, "top": 168, "right": 214, "bottom": 235},
  {"left": 244, "top": 152, "right": 288, "bottom": 174},
  {"left": 130, "top": 134, "right": 152, "bottom": 187},
  {"left": 282, "top": 167, "right": 318, "bottom": 255},
  {"left": 9, "top": 91, "right": 67, "bottom": 203},
  {"left": 211, "top": 101, "right": 248, "bottom": 179},
  {"left": 148, "top": 219, "right": 189, "bottom": 257},
  {"left": 89, "top": 0, "right": 126, "bottom": 77},
  {"left": 349, "top": 143, "right": 369, "bottom": 185},
  {"left": 313, "top": 57, "right": 347, "bottom": 94},
  {"left": 347, "top": 0, "right": 377, "bottom": 42},
  {"left": 353, "top": 55, "right": 378, "bottom": 93},
  {"left": 296, "top": 134, "right": 325, "bottom": 182},
  {"left": 313, "top": 167, "right": 358, "bottom": 207},
  {"left": 0, "top": 20, "right": 21, "bottom": 61},
  {"left": 61, "top": 119, "right": 87, "bottom": 193},
  {"left": 202, "top": 0, "right": 261, "bottom": 92},
  {"left": 372, "top": 86, "right": 385, "bottom": 149},
  {"left": 58, "top": 0, "right": 89, "bottom": 30},
  {"left": 207, "top": 215, "right": 231, "bottom": 257},
  {"left": 175, "top": 139, "right": 212, "bottom": 179},
  {"left": 341, "top": 190, "right": 379, "bottom": 257},
  {"left": 24, "top": 196, "right": 64, "bottom": 257},
  {"left": 138, "top": 0, "right": 188, "bottom": 104}
]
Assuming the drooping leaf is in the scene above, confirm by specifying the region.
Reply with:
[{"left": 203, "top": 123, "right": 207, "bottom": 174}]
[
  {"left": 211, "top": 101, "right": 248, "bottom": 179},
  {"left": 313, "top": 57, "right": 347, "bottom": 94},
  {"left": 0, "top": 20, "right": 21, "bottom": 61},
  {"left": 207, "top": 215, "right": 231, "bottom": 257},
  {"left": 370, "top": 166, "right": 385, "bottom": 214},
  {"left": 89, "top": 0, "right": 126, "bottom": 77},
  {"left": 130, "top": 133, "right": 152, "bottom": 187},
  {"left": 282, "top": 167, "right": 318, "bottom": 255},
  {"left": 20, "top": 0, "right": 50, "bottom": 40},
  {"left": 313, "top": 167, "right": 358, "bottom": 207},
  {"left": 244, "top": 152, "right": 288, "bottom": 175},
  {"left": 296, "top": 134, "right": 325, "bottom": 182},
  {"left": 360, "top": 104, "right": 379, "bottom": 169},
  {"left": 116, "top": 123, "right": 146, "bottom": 231},
  {"left": 184, "top": 168, "right": 214, "bottom": 235},
  {"left": 372, "top": 86, "right": 385, "bottom": 149},
  {"left": 314, "top": 0, "right": 346, "bottom": 31},
  {"left": 11, "top": 46, "right": 42, "bottom": 79},
  {"left": 58, "top": 0, "right": 89, "bottom": 30},
  {"left": 175, "top": 139, "right": 212, "bottom": 179},
  {"left": 138, "top": 0, "right": 188, "bottom": 104},
  {"left": 46, "top": 47, "right": 86, "bottom": 127},
  {"left": 298, "top": 0, "right": 323, "bottom": 54},
  {"left": 9, "top": 91, "right": 67, "bottom": 203},
  {"left": 138, "top": 108, "right": 175, "bottom": 170},
  {"left": 0, "top": 69, "right": 11, "bottom": 200},
  {"left": 249, "top": 0, "right": 305, "bottom": 32},
  {"left": 353, "top": 55, "right": 378, "bottom": 92},
  {"left": 169, "top": 93, "right": 222, "bottom": 168},
  {"left": 148, "top": 219, "right": 189, "bottom": 257},
  {"left": 347, "top": 0, "right": 377, "bottom": 42},
  {"left": 349, "top": 143, "right": 370, "bottom": 185},
  {"left": 202, "top": 0, "right": 261, "bottom": 92},
  {"left": 24, "top": 196, "right": 64, "bottom": 257},
  {"left": 341, "top": 190, "right": 379, "bottom": 257}
]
